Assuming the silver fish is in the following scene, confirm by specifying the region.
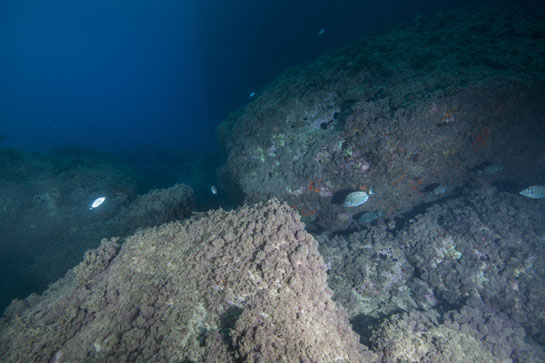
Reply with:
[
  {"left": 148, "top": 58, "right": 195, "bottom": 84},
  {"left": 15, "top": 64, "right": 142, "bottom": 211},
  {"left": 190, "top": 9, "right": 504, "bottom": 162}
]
[
  {"left": 359, "top": 211, "right": 383, "bottom": 223},
  {"left": 478, "top": 163, "right": 504, "bottom": 174},
  {"left": 520, "top": 185, "right": 545, "bottom": 199},
  {"left": 433, "top": 184, "right": 448, "bottom": 196},
  {"left": 210, "top": 185, "right": 218, "bottom": 195},
  {"left": 90, "top": 196, "right": 106, "bottom": 210},
  {"left": 344, "top": 187, "right": 374, "bottom": 207}
]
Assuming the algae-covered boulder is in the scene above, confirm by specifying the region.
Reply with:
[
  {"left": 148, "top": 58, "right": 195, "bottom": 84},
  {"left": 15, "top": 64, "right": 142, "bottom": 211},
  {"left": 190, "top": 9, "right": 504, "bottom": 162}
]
[
  {"left": 319, "top": 180, "right": 545, "bottom": 360},
  {"left": 217, "top": 2, "right": 545, "bottom": 232},
  {"left": 371, "top": 302, "right": 545, "bottom": 363},
  {"left": 0, "top": 200, "right": 375, "bottom": 362}
]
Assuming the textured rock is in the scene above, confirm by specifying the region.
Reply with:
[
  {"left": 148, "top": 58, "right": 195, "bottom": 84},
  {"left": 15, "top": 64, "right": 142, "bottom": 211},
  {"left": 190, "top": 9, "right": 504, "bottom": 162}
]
[
  {"left": 0, "top": 200, "right": 375, "bottom": 362},
  {"left": 319, "top": 181, "right": 545, "bottom": 361},
  {"left": 371, "top": 300, "right": 544, "bottom": 363},
  {"left": 0, "top": 149, "right": 140, "bottom": 311},
  {"left": 113, "top": 183, "right": 195, "bottom": 235},
  {"left": 217, "top": 2, "right": 545, "bottom": 232},
  {"left": 0, "top": 147, "right": 196, "bottom": 313},
  {"left": 371, "top": 310, "right": 496, "bottom": 363}
]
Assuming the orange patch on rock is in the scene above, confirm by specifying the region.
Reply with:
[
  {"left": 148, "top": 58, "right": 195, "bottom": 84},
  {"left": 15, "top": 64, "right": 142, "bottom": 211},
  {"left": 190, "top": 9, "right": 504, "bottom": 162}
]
[{"left": 473, "top": 126, "right": 492, "bottom": 150}]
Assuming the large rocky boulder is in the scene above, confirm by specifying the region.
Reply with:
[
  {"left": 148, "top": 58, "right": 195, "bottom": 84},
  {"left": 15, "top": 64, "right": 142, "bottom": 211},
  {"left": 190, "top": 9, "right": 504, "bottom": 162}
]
[
  {"left": 0, "top": 200, "right": 376, "bottom": 362},
  {"left": 217, "top": 2, "right": 545, "bottom": 232}
]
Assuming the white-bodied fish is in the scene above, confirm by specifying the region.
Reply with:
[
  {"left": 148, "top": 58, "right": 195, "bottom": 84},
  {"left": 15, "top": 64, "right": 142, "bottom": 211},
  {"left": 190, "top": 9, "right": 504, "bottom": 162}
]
[
  {"left": 316, "top": 28, "right": 325, "bottom": 37},
  {"left": 210, "top": 185, "right": 217, "bottom": 195},
  {"left": 520, "top": 185, "right": 545, "bottom": 199},
  {"left": 344, "top": 187, "right": 374, "bottom": 207},
  {"left": 249, "top": 92, "right": 256, "bottom": 99},
  {"left": 90, "top": 196, "right": 106, "bottom": 210}
]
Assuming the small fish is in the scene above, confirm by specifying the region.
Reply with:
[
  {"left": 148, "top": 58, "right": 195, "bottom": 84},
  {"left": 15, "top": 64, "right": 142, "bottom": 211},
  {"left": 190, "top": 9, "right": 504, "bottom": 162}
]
[
  {"left": 210, "top": 185, "right": 217, "bottom": 195},
  {"left": 344, "top": 187, "right": 374, "bottom": 207},
  {"left": 0, "top": 135, "right": 6, "bottom": 142},
  {"left": 249, "top": 92, "right": 256, "bottom": 99},
  {"left": 359, "top": 211, "right": 383, "bottom": 223},
  {"left": 316, "top": 28, "right": 325, "bottom": 37},
  {"left": 478, "top": 163, "right": 504, "bottom": 175},
  {"left": 433, "top": 184, "right": 448, "bottom": 196},
  {"left": 90, "top": 196, "right": 106, "bottom": 210},
  {"left": 520, "top": 185, "right": 545, "bottom": 199}
]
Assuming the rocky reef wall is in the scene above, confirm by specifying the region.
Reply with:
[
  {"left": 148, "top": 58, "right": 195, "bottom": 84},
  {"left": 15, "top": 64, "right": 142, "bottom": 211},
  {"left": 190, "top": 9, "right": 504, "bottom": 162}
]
[{"left": 217, "top": 2, "right": 545, "bottom": 232}]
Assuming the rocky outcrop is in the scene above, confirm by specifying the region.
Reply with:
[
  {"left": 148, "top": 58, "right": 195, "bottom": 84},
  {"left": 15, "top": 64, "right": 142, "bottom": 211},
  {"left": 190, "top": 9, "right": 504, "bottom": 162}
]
[
  {"left": 319, "top": 180, "right": 545, "bottom": 361},
  {"left": 0, "top": 200, "right": 375, "bottom": 362},
  {"left": 0, "top": 149, "right": 195, "bottom": 312},
  {"left": 217, "top": 2, "right": 545, "bottom": 232}
]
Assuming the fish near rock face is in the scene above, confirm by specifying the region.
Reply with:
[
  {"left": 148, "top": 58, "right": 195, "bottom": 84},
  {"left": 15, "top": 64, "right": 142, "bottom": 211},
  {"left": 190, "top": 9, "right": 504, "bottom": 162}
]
[
  {"left": 343, "top": 191, "right": 370, "bottom": 207},
  {"left": 478, "top": 162, "right": 504, "bottom": 175},
  {"left": 520, "top": 185, "right": 545, "bottom": 199},
  {"left": 359, "top": 211, "right": 383, "bottom": 223},
  {"left": 433, "top": 184, "right": 448, "bottom": 196}
]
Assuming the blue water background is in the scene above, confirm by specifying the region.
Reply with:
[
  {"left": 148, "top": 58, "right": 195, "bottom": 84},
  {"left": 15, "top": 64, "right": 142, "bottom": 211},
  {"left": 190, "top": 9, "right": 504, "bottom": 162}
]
[{"left": 1, "top": 0, "right": 478, "bottom": 157}]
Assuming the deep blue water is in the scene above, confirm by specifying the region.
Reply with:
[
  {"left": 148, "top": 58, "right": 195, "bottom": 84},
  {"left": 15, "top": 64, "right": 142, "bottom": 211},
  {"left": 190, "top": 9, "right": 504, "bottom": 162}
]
[{"left": 1, "top": 0, "right": 478, "bottom": 156}]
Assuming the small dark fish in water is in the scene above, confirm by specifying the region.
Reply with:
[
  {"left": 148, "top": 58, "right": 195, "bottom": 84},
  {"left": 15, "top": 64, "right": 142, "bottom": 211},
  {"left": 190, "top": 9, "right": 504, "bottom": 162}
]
[
  {"left": 433, "top": 184, "right": 448, "bottom": 196},
  {"left": 477, "top": 162, "right": 504, "bottom": 175},
  {"left": 0, "top": 135, "right": 6, "bottom": 142},
  {"left": 358, "top": 211, "right": 383, "bottom": 223},
  {"left": 421, "top": 183, "right": 440, "bottom": 193}
]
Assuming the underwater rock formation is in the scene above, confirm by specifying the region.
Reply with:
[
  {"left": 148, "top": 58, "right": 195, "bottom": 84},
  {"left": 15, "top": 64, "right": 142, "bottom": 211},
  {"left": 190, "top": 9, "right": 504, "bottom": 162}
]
[
  {"left": 217, "top": 2, "right": 545, "bottom": 232},
  {"left": 112, "top": 182, "right": 196, "bottom": 235},
  {"left": 319, "top": 181, "right": 545, "bottom": 361},
  {"left": 0, "top": 200, "right": 375, "bottom": 362},
  {"left": 370, "top": 302, "right": 544, "bottom": 363},
  {"left": 0, "top": 149, "right": 195, "bottom": 313}
]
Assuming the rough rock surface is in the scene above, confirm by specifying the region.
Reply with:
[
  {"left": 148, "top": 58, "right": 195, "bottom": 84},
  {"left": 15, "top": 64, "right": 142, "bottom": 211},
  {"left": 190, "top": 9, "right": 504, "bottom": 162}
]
[
  {"left": 371, "top": 301, "right": 545, "bottom": 363},
  {"left": 0, "top": 149, "right": 195, "bottom": 313},
  {"left": 217, "top": 2, "right": 545, "bottom": 232},
  {"left": 319, "top": 181, "right": 545, "bottom": 361},
  {"left": 113, "top": 183, "right": 196, "bottom": 235},
  {"left": 0, "top": 200, "right": 375, "bottom": 362}
]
